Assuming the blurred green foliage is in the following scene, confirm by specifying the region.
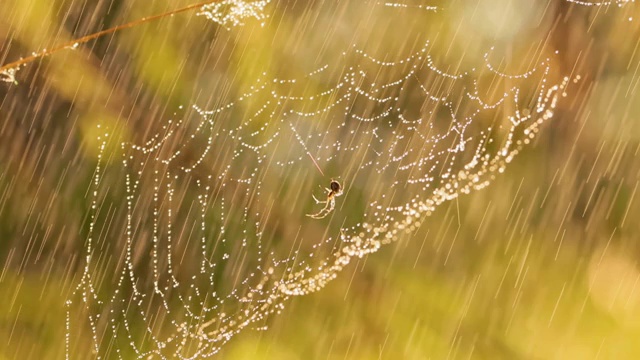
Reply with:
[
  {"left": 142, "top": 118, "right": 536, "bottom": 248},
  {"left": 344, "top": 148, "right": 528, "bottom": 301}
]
[{"left": 1, "top": 0, "right": 640, "bottom": 359}]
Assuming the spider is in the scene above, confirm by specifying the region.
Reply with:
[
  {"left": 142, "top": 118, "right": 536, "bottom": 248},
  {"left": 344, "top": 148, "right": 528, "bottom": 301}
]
[{"left": 307, "top": 179, "right": 343, "bottom": 219}]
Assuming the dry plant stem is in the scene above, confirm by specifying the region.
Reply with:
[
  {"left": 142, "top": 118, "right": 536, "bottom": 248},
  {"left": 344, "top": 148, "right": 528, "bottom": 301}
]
[{"left": 0, "top": 0, "right": 221, "bottom": 73}]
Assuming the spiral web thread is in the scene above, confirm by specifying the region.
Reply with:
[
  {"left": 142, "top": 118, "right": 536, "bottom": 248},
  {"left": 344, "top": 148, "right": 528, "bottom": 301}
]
[
  {"left": 565, "top": 0, "right": 634, "bottom": 6},
  {"left": 53, "top": 0, "right": 593, "bottom": 354},
  {"left": 64, "top": 31, "right": 577, "bottom": 356}
]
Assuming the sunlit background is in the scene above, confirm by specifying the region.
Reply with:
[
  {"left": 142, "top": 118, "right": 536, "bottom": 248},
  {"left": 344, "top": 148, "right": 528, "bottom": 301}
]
[{"left": 1, "top": 0, "right": 640, "bottom": 358}]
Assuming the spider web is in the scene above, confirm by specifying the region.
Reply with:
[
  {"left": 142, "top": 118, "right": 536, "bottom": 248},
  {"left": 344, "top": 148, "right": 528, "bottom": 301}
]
[
  {"left": 565, "top": 0, "right": 634, "bottom": 6},
  {"left": 66, "top": 4, "right": 576, "bottom": 360}
]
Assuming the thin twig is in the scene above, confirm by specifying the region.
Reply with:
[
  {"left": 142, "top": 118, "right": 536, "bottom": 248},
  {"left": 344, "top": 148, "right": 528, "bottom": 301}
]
[{"left": 0, "top": 0, "right": 219, "bottom": 73}]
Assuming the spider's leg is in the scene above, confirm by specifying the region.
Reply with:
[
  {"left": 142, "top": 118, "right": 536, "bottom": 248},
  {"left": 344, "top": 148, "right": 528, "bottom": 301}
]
[
  {"left": 327, "top": 198, "right": 335, "bottom": 212},
  {"left": 319, "top": 200, "right": 333, "bottom": 217},
  {"left": 312, "top": 195, "right": 326, "bottom": 204},
  {"left": 307, "top": 210, "right": 328, "bottom": 219}
]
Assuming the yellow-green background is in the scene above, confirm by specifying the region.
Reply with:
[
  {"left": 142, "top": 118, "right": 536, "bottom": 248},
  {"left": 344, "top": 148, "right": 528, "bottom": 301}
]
[{"left": 1, "top": 0, "right": 640, "bottom": 358}]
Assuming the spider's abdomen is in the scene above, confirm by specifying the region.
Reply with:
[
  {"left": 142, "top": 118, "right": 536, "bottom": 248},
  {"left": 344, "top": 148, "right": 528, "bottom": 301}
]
[{"left": 330, "top": 181, "right": 341, "bottom": 193}]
